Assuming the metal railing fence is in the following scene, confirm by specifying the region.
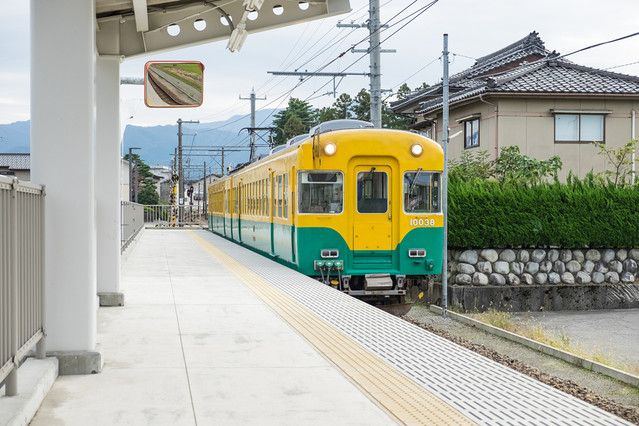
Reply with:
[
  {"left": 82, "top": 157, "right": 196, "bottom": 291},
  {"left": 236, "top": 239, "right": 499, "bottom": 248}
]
[
  {"left": 121, "top": 201, "right": 144, "bottom": 252},
  {"left": 0, "top": 176, "right": 46, "bottom": 397},
  {"left": 142, "top": 204, "right": 208, "bottom": 228}
]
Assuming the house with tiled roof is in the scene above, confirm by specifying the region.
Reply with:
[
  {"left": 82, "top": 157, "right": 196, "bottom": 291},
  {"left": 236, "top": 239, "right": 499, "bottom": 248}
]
[
  {"left": 0, "top": 153, "right": 31, "bottom": 181},
  {"left": 391, "top": 32, "right": 639, "bottom": 180}
]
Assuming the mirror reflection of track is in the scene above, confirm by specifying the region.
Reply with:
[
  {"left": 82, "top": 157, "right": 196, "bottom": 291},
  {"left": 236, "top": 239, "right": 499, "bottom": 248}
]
[{"left": 147, "top": 72, "right": 180, "bottom": 106}]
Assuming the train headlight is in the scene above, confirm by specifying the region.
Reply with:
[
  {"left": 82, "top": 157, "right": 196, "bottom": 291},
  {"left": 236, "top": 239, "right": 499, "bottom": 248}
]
[
  {"left": 410, "top": 143, "right": 424, "bottom": 157},
  {"left": 323, "top": 142, "right": 337, "bottom": 156}
]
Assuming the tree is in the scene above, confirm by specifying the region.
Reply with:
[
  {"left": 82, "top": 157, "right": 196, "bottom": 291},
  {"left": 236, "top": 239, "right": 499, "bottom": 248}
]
[
  {"left": 283, "top": 116, "right": 306, "bottom": 142},
  {"left": 271, "top": 98, "right": 314, "bottom": 146},
  {"left": 314, "top": 106, "right": 339, "bottom": 124},
  {"left": 332, "top": 93, "right": 353, "bottom": 119},
  {"left": 352, "top": 89, "right": 370, "bottom": 121},
  {"left": 594, "top": 139, "right": 638, "bottom": 187},
  {"left": 123, "top": 152, "right": 159, "bottom": 204},
  {"left": 137, "top": 177, "right": 160, "bottom": 205}
]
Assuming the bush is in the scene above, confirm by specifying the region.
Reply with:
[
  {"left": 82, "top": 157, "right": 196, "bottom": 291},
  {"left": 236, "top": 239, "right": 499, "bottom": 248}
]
[{"left": 448, "top": 175, "right": 639, "bottom": 249}]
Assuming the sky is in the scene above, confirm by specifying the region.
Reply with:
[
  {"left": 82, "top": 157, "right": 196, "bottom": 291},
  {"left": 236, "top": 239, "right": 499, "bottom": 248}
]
[{"left": 2, "top": 0, "right": 639, "bottom": 129}]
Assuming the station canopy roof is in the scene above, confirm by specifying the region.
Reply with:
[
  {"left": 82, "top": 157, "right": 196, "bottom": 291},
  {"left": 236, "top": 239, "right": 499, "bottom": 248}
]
[{"left": 96, "top": 0, "right": 351, "bottom": 58}]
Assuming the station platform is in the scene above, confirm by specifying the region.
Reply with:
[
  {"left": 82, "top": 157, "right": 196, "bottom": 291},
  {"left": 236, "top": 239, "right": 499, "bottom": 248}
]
[{"left": 30, "top": 230, "right": 630, "bottom": 425}]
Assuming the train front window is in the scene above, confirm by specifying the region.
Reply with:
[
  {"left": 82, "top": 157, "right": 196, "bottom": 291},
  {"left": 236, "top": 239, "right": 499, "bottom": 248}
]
[
  {"left": 403, "top": 170, "right": 441, "bottom": 213},
  {"left": 357, "top": 170, "right": 388, "bottom": 214},
  {"left": 298, "top": 171, "right": 343, "bottom": 214}
]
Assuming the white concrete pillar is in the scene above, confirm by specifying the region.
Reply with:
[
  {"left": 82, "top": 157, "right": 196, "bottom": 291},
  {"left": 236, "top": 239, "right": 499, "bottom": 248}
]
[
  {"left": 30, "top": 0, "right": 97, "bottom": 353},
  {"left": 96, "top": 55, "right": 122, "bottom": 304}
]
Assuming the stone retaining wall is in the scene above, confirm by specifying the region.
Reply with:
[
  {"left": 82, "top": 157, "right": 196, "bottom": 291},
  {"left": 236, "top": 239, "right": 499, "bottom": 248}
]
[{"left": 449, "top": 248, "right": 639, "bottom": 287}]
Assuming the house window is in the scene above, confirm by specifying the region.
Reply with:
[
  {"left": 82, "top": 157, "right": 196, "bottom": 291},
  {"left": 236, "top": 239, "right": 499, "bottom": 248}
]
[
  {"left": 555, "top": 113, "right": 604, "bottom": 143},
  {"left": 464, "top": 119, "right": 480, "bottom": 148}
]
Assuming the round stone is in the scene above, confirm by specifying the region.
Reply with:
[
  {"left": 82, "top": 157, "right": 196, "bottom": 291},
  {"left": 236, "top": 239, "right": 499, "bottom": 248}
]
[
  {"left": 560, "top": 250, "right": 572, "bottom": 263},
  {"left": 456, "top": 274, "right": 472, "bottom": 285},
  {"left": 507, "top": 273, "right": 520, "bottom": 286},
  {"left": 539, "top": 261, "right": 553, "bottom": 273},
  {"left": 552, "top": 261, "right": 566, "bottom": 275},
  {"left": 499, "top": 249, "right": 516, "bottom": 262},
  {"left": 594, "top": 261, "right": 608, "bottom": 273},
  {"left": 524, "top": 262, "right": 539, "bottom": 275},
  {"left": 575, "top": 271, "right": 592, "bottom": 284},
  {"left": 459, "top": 250, "right": 479, "bottom": 265},
  {"left": 561, "top": 272, "right": 575, "bottom": 284},
  {"left": 511, "top": 261, "right": 524, "bottom": 275},
  {"left": 476, "top": 261, "right": 493, "bottom": 274},
  {"left": 617, "top": 249, "right": 628, "bottom": 261},
  {"left": 623, "top": 259, "right": 638, "bottom": 274},
  {"left": 604, "top": 272, "right": 620, "bottom": 284},
  {"left": 521, "top": 273, "right": 534, "bottom": 285},
  {"left": 602, "top": 249, "right": 615, "bottom": 263},
  {"left": 458, "top": 263, "right": 475, "bottom": 275},
  {"left": 531, "top": 249, "right": 546, "bottom": 263},
  {"left": 585, "top": 249, "right": 601, "bottom": 262},
  {"left": 620, "top": 272, "right": 635, "bottom": 283},
  {"left": 480, "top": 249, "right": 499, "bottom": 263},
  {"left": 517, "top": 250, "right": 530, "bottom": 263},
  {"left": 629, "top": 249, "right": 639, "bottom": 261},
  {"left": 592, "top": 271, "right": 605, "bottom": 284},
  {"left": 583, "top": 260, "right": 595, "bottom": 274},
  {"left": 494, "top": 261, "right": 510, "bottom": 274},
  {"left": 473, "top": 272, "right": 489, "bottom": 286},
  {"left": 609, "top": 261, "right": 623, "bottom": 274},
  {"left": 548, "top": 272, "right": 561, "bottom": 284},
  {"left": 489, "top": 273, "right": 506, "bottom": 285},
  {"left": 566, "top": 260, "right": 581, "bottom": 274},
  {"left": 535, "top": 272, "right": 548, "bottom": 285},
  {"left": 572, "top": 250, "right": 585, "bottom": 263},
  {"left": 547, "top": 249, "right": 559, "bottom": 262}
]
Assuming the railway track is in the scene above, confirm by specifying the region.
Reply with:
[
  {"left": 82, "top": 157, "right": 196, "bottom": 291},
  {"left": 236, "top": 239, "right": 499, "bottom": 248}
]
[{"left": 147, "top": 71, "right": 181, "bottom": 105}]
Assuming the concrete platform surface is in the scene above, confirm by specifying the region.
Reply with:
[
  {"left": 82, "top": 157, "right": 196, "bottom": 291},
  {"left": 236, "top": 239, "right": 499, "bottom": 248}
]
[{"left": 29, "top": 230, "right": 396, "bottom": 426}]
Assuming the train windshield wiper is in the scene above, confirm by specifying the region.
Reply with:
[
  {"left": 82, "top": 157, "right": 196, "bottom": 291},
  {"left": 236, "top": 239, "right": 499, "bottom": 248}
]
[{"left": 408, "top": 168, "right": 423, "bottom": 194}]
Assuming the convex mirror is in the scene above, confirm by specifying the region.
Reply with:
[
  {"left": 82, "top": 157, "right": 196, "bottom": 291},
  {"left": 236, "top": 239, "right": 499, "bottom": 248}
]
[{"left": 144, "top": 61, "right": 204, "bottom": 107}]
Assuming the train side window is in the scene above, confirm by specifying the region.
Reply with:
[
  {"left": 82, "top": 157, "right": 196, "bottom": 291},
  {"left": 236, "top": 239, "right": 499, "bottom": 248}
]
[
  {"left": 298, "top": 171, "right": 343, "bottom": 214},
  {"left": 357, "top": 170, "right": 388, "bottom": 214},
  {"left": 403, "top": 171, "right": 441, "bottom": 213},
  {"left": 277, "top": 175, "right": 283, "bottom": 218},
  {"left": 283, "top": 174, "right": 288, "bottom": 219}
]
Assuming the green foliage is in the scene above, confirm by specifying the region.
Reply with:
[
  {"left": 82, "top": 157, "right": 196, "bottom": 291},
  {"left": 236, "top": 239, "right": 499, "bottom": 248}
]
[
  {"left": 271, "top": 98, "right": 314, "bottom": 145},
  {"left": 493, "top": 146, "right": 562, "bottom": 186},
  {"left": 593, "top": 139, "right": 638, "bottom": 187},
  {"left": 450, "top": 146, "right": 562, "bottom": 186},
  {"left": 448, "top": 176, "right": 639, "bottom": 248},
  {"left": 138, "top": 178, "right": 160, "bottom": 205},
  {"left": 283, "top": 116, "right": 306, "bottom": 142},
  {"left": 449, "top": 150, "right": 493, "bottom": 180},
  {"left": 352, "top": 89, "right": 370, "bottom": 121},
  {"left": 331, "top": 93, "right": 353, "bottom": 120}
]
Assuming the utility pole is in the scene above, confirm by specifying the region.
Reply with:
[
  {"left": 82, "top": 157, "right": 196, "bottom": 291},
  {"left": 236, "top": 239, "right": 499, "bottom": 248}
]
[
  {"left": 203, "top": 161, "right": 207, "bottom": 217},
  {"left": 239, "top": 89, "right": 266, "bottom": 162},
  {"left": 442, "top": 34, "right": 450, "bottom": 318},
  {"left": 177, "top": 118, "right": 199, "bottom": 223},
  {"left": 221, "top": 147, "right": 225, "bottom": 176},
  {"left": 128, "top": 147, "right": 140, "bottom": 202},
  {"left": 338, "top": 0, "right": 395, "bottom": 128}
]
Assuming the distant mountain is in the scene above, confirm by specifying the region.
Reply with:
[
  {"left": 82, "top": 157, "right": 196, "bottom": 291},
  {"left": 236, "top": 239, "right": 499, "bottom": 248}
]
[
  {"left": 0, "top": 109, "right": 279, "bottom": 180},
  {"left": 0, "top": 121, "right": 30, "bottom": 152}
]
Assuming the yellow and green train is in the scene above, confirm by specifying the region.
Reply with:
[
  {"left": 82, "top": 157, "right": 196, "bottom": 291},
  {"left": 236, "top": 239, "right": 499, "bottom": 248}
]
[{"left": 207, "top": 119, "right": 443, "bottom": 306}]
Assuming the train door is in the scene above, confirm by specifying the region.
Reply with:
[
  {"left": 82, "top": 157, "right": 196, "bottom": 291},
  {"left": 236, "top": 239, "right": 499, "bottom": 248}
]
[
  {"left": 237, "top": 184, "right": 242, "bottom": 242},
  {"left": 351, "top": 164, "right": 393, "bottom": 265}
]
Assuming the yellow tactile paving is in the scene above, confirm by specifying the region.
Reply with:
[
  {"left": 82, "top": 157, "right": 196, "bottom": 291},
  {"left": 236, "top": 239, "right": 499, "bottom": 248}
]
[{"left": 188, "top": 231, "right": 475, "bottom": 426}]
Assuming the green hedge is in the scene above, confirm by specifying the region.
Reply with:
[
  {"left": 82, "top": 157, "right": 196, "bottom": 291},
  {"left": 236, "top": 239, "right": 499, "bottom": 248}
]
[{"left": 448, "top": 177, "right": 639, "bottom": 249}]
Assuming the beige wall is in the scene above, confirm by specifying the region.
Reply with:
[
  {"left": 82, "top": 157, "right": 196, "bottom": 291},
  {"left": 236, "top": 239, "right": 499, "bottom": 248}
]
[{"left": 423, "top": 96, "right": 639, "bottom": 181}]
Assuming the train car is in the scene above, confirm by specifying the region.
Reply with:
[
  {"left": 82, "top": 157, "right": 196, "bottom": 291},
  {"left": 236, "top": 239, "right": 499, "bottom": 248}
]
[{"left": 207, "top": 119, "right": 443, "bottom": 311}]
